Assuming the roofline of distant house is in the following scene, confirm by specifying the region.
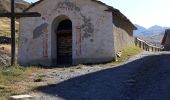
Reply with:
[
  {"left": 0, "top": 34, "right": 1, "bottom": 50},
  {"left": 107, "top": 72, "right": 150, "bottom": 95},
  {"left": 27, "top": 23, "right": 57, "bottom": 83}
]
[
  {"left": 24, "top": 0, "right": 137, "bottom": 30},
  {"left": 162, "top": 29, "right": 170, "bottom": 44}
]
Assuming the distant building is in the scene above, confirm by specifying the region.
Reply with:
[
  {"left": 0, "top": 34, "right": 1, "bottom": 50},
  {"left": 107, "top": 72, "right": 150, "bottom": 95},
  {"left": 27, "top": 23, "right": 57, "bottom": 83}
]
[
  {"left": 162, "top": 29, "right": 170, "bottom": 51},
  {"left": 18, "top": 0, "right": 136, "bottom": 66}
]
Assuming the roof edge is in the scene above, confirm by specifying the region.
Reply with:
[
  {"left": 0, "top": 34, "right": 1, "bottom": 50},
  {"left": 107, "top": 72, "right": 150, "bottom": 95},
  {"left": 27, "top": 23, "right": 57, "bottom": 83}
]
[
  {"left": 24, "top": 0, "right": 136, "bottom": 30},
  {"left": 91, "top": 0, "right": 137, "bottom": 30}
]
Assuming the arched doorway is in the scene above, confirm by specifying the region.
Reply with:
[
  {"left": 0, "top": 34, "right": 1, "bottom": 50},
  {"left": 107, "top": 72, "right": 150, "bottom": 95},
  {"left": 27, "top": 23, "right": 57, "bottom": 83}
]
[{"left": 56, "top": 19, "right": 72, "bottom": 65}]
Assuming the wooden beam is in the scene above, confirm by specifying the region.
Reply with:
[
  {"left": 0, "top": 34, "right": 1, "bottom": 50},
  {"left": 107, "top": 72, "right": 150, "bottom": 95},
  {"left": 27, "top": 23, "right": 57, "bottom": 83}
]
[
  {"left": 0, "top": 12, "right": 41, "bottom": 18},
  {"left": 11, "top": 0, "right": 15, "bottom": 65},
  {"left": 0, "top": 0, "right": 41, "bottom": 66}
]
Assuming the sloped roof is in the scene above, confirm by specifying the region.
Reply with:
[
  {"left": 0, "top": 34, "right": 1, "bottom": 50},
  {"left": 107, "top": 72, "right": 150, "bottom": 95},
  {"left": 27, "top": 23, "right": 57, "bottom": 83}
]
[
  {"left": 24, "top": 0, "right": 136, "bottom": 30},
  {"left": 162, "top": 29, "right": 170, "bottom": 45}
]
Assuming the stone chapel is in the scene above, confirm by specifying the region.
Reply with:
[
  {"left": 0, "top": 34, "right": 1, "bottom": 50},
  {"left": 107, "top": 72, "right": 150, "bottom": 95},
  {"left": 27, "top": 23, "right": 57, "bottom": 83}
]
[{"left": 18, "top": 0, "right": 136, "bottom": 66}]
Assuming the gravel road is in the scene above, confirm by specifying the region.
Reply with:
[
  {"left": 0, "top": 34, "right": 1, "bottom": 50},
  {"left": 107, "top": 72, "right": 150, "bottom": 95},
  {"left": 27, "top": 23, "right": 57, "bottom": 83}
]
[{"left": 30, "top": 51, "right": 170, "bottom": 100}]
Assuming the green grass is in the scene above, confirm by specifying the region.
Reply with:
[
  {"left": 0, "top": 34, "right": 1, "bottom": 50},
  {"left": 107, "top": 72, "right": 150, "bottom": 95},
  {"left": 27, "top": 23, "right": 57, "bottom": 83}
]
[
  {"left": 117, "top": 45, "right": 143, "bottom": 63},
  {"left": 0, "top": 65, "right": 43, "bottom": 99}
]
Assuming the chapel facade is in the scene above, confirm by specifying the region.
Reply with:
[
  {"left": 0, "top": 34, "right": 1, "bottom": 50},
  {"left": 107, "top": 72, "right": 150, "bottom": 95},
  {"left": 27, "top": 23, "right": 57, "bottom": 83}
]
[{"left": 18, "top": 0, "right": 136, "bottom": 66}]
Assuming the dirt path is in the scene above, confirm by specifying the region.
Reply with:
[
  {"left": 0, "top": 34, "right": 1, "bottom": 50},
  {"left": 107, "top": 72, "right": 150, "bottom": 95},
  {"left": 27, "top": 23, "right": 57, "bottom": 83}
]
[{"left": 29, "top": 51, "right": 170, "bottom": 100}]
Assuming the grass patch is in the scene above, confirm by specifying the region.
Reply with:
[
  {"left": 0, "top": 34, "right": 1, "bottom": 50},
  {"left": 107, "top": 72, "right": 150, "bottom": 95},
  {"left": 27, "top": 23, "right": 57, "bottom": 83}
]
[
  {"left": 92, "top": 45, "right": 143, "bottom": 67},
  {"left": 0, "top": 65, "right": 43, "bottom": 99},
  {"left": 117, "top": 45, "right": 143, "bottom": 63}
]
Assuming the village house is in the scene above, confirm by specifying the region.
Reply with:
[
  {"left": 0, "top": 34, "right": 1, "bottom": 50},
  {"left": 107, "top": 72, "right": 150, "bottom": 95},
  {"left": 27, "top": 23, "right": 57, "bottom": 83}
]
[
  {"left": 18, "top": 0, "right": 136, "bottom": 66},
  {"left": 162, "top": 29, "right": 170, "bottom": 51}
]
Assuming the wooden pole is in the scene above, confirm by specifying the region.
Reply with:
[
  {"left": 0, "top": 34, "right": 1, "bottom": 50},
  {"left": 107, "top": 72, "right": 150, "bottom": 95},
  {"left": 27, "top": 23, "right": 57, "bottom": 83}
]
[{"left": 11, "top": 0, "right": 15, "bottom": 66}]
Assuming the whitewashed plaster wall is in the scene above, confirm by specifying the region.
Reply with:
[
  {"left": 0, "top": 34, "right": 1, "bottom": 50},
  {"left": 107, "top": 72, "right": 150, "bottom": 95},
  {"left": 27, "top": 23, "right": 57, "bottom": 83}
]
[{"left": 18, "top": 0, "right": 116, "bottom": 66}]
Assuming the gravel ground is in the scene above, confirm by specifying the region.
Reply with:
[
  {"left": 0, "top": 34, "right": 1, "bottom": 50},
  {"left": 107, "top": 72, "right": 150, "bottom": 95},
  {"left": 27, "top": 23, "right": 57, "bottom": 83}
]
[{"left": 28, "top": 51, "right": 170, "bottom": 100}]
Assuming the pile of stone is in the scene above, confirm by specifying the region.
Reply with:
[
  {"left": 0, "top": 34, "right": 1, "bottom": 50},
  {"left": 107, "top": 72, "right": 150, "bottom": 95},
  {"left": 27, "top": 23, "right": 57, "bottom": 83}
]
[
  {"left": 0, "top": 46, "right": 10, "bottom": 65},
  {"left": 0, "top": 53, "right": 10, "bottom": 65}
]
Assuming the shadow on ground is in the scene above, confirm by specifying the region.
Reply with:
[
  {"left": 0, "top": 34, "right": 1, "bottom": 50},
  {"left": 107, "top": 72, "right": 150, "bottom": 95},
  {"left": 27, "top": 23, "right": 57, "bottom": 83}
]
[{"left": 34, "top": 54, "right": 170, "bottom": 100}]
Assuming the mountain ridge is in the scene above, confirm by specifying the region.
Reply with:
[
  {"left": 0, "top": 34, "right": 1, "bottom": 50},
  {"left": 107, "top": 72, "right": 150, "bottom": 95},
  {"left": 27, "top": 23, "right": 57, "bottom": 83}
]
[{"left": 134, "top": 24, "right": 169, "bottom": 46}]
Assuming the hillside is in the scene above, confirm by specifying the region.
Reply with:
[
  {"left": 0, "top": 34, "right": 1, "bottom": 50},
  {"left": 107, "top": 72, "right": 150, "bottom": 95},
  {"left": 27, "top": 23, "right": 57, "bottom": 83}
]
[
  {"left": 0, "top": 0, "right": 30, "bottom": 13},
  {"left": 134, "top": 24, "right": 169, "bottom": 45},
  {"left": 0, "top": 18, "right": 19, "bottom": 37},
  {"left": 0, "top": 0, "right": 29, "bottom": 37}
]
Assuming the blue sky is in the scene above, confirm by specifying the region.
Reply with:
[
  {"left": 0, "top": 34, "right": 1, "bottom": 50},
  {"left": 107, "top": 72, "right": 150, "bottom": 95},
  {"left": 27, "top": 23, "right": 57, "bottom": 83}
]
[{"left": 26, "top": 0, "right": 170, "bottom": 28}]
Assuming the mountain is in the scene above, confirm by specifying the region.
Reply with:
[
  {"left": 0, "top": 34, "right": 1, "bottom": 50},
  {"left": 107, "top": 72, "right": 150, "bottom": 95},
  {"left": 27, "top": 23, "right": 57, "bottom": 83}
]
[
  {"left": 0, "top": 0, "right": 30, "bottom": 13},
  {"left": 134, "top": 25, "right": 168, "bottom": 36},
  {"left": 134, "top": 24, "right": 169, "bottom": 45},
  {"left": 134, "top": 24, "right": 147, "bottom": 36}
]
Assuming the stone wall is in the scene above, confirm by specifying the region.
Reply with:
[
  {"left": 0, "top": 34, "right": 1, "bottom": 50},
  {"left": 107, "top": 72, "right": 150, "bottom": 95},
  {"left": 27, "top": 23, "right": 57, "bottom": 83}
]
[
  {"left": 18, "top": 0, "right": 116, "bottom": 66},
  {"left": 113, "top": 25, "right": 134, "bottom": 54},
  {"left": 112, "top": 13, "right": 135, "bottom": 55}
]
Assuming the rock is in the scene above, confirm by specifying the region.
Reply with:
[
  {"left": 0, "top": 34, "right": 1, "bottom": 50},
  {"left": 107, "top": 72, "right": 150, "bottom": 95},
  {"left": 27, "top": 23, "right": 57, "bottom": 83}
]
[
  {"left": 0, "top": 54, "right": 10, "bottom": 65},
  {"left": 9, "top": 95, "right": 33, "bottom": 100},
  {"left": 117, "top": 51, "right": 122, "bottom": 58}
]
